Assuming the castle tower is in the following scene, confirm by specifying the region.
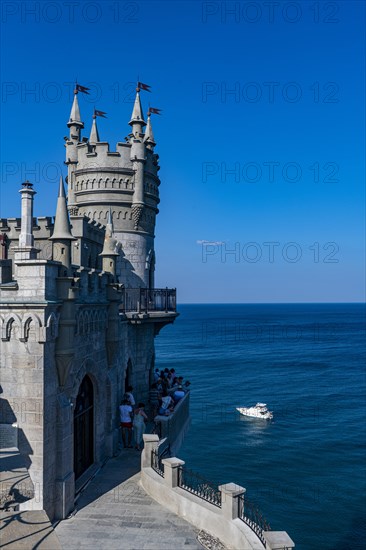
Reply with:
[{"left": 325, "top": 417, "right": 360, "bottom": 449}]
[
  {"left": 64, "top": 86, "right": 160, "bottom": 288},
  {"left": 49, "top": 176, "right": 76, "bottom": 272},
  {"left": 0, "top": 80, "right": 178, "bottom": 525}
]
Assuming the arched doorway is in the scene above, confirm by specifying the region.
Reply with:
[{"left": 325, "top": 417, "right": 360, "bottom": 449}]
[
  {"left": 125, "top": 359, "right": 132, "bottom": 392},
  {"left": 74, "top": 375, "right": 94, "bottom": 479}
]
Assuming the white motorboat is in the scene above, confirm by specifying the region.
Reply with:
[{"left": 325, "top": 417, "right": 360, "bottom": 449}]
[{"left": 236, "top": 403, "right": 273, "bottom": 420}]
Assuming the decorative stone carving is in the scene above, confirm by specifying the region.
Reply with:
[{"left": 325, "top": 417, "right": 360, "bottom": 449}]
[{"left": 132, "top": 204, "right": 144, "bottom": 230}]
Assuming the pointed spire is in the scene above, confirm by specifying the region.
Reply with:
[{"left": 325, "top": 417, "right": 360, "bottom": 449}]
[
  {"left": 129, "top": 90, "right": 146, "bottom": 128},
  {"left": 67, "top": 90, "right": 84, "bottom": 129},
  {"left": 89, "top": 114, "right": 100, "bottom": 144},
  {"left": 50, "top": 176, "right": 75, "bottom": 241},
  {"left": 144, "top": 113, "right": 156, "bottom": 149},
  {"left": 100, "top": 209, "right": 119, "bottom": 277},
  {"left": 100, "top": 208, "right": 118, "bottom": 257}
]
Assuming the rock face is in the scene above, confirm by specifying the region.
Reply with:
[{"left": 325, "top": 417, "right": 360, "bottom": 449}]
[{"left": 0, "top": 86, "right": 177, "bottom": 521}]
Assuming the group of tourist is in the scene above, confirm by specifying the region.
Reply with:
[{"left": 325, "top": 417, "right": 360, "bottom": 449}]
[
  {"left": 119, "top": 372, "right": 191, "bottom": 451},
  {"left": 149, "top": 368, "right": 191, "bottom": 417},
  {"left": 119, "top": 386, "right": 148, "bottom": 451}
]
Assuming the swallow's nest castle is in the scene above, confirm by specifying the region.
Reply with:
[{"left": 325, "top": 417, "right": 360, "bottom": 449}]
[{"left": 0, "top": 86, "right": 177, "bottom": 520}]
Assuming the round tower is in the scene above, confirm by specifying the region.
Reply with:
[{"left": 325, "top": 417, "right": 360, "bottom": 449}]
[{"left": 65, "top": 85, "right": 160, "bottom": 288}]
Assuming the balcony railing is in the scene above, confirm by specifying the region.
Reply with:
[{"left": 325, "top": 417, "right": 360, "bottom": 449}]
[
  {"left": 121, "top": 288, "right": 177, "bottom": 313},
  {"left": 237, "top": 494, "right": 271, "bottom": 547},
  {"left": 178, "top": 466, "right": 222, "bottom": 508}
]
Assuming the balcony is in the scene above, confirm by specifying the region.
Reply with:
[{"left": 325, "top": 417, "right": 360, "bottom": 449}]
[
  {"left": 121, "top": 288, "right": 177, "bottom": 313},
  {"left": 120, "top": 288, "right": 178, "bottom": 333}
]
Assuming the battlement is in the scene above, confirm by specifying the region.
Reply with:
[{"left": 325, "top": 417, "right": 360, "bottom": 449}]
[
  {"left": 75, "top": 141, "right": 133, "bottom": 171},
  {"left": 70, "top": 215, "right": 105, "bottom": 241},
  {"left": 1, "top": 217, "right": 54, "bottom": 239},
  {"left": 1, "top": 214, "right": 106, "bottom": 270}
]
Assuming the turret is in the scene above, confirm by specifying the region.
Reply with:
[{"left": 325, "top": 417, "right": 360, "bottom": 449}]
[
  {"left": 67, "top": 89, "right": 84, "bottom": 138},
  {"left": 65, "top": 88, "right": 84, "bottom": 214},
  {"left": 49, "top": 176, "right": 76, "bottom": 272},
  {"left": 129, "top": 88, "right": 146, "bottom": 139},
  {"left": 100, "top": 208, "right": 119, "bottom": 278},
  {"left": 130, "top": 88, "right": 147, "bottom": 230}
]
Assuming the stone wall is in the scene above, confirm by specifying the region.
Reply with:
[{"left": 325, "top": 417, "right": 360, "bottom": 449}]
[
  {"left": 141, "top": 436, "right": 295, "bottom": 550},
  {"left": 0, "top": 254, "right": 160, "bottom": 520}
]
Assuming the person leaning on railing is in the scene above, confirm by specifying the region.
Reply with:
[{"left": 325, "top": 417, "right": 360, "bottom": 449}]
[
  {"left": 172, "top": 385, "right": 185, "bottom": 404},
  {"left": 158, "top": 390, "right": 174, "bottom": 416}
]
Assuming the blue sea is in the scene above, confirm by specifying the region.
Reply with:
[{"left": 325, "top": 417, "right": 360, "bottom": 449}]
[{"left": 155, "top": 304, "right": 366, "bottom": 550}]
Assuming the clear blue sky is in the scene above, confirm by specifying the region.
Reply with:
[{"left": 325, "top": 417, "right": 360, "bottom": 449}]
[{"left": 1, "top": 1, "right": 365, "bottom": 302}]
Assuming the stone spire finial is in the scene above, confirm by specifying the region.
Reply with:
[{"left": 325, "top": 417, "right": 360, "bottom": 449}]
[
  {"left": 89, "top": 113, "right": 100, "bottom": 144},
  {"left": 50, "top": 177, "right": 75, "bottom": 242},
  {"left": 49, "top": 176, "right": 76, "bottom": 272},
  {"left": 100, "top": 208, "right": 119, "bottom": 277},
  {"left": 144, "top": 113, "right": 156, "bottom": 149},
  {"left": 68, "top": 90, "right": 84, "bottom": 128},
  {"left": 129, "top": 90, "right": 146, "bottom": 129}
]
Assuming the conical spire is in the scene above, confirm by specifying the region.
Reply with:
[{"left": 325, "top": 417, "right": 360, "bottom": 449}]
[
  {"left": 89, "top": 114, "right": 100, "bottom": 144},
  {"left": 144, "top": 113, "right": 156, "bottom": 149},
  {"left": 100, "top": 208, "right": 118, "bottom": 257},
  {"left": 129, "top": 90, "right": 146, "bottom": 127},
  {"left": 67, "top": 91, "right": 84, "bottom": 128},
  {"left": 50, "top": 176, "right": 75, "bottom": 241}
]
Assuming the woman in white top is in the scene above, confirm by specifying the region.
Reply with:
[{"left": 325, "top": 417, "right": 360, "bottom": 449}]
[
  {"left": 119, "top": 397, "right": 133, "bottom": 448},
  {"left": 133, "top": 403, "right": 148, "bottom": 450}
]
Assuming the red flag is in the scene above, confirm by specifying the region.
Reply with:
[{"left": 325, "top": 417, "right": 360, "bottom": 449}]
[
  {"left": 94, "top": 109, "right": 107, "bottom": 118},
  {"left": 149, "top": 107, "right": 162, "bottom": 115},
  {"left": 76, "top": 83, "right": 90, "bottom": 94},
  {"left": 137, "top": 81, "right": 151, "bottom": 92}
]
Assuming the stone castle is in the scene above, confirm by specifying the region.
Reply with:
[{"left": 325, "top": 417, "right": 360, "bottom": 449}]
[{"left": 0, "top": 85, "right": 177, "bottom": 520}]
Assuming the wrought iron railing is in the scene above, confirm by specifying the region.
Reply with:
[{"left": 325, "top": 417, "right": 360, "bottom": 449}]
[
  {"left": 177, "top": 466, "right": 222, "bottom": 508},
  {"left": 122, "top": 288, "right": 177, "bottom": 313},
  {"left": 151, "top": 448, "right": 165, "bottom": 477},
  {"left": 237, "top": 494, "right": 270, "bottom": 547},
  {"left": 151, "top": 442, "right": 171, "bottom": 477}
]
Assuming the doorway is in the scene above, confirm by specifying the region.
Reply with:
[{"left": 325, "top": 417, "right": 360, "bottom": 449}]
[{"left": 74, "top": 375, "right": 94, "bottom": 479}]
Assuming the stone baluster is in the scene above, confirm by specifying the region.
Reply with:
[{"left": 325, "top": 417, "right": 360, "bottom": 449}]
[
  {"left": 162, "top": 458, "right": 185, "bottom": 488},
  {"left": 141, "top": 434, "right": 159, "bottom": 469},
  {"left": 218, "top": 483, "right": 246, "bottom": 521}
]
